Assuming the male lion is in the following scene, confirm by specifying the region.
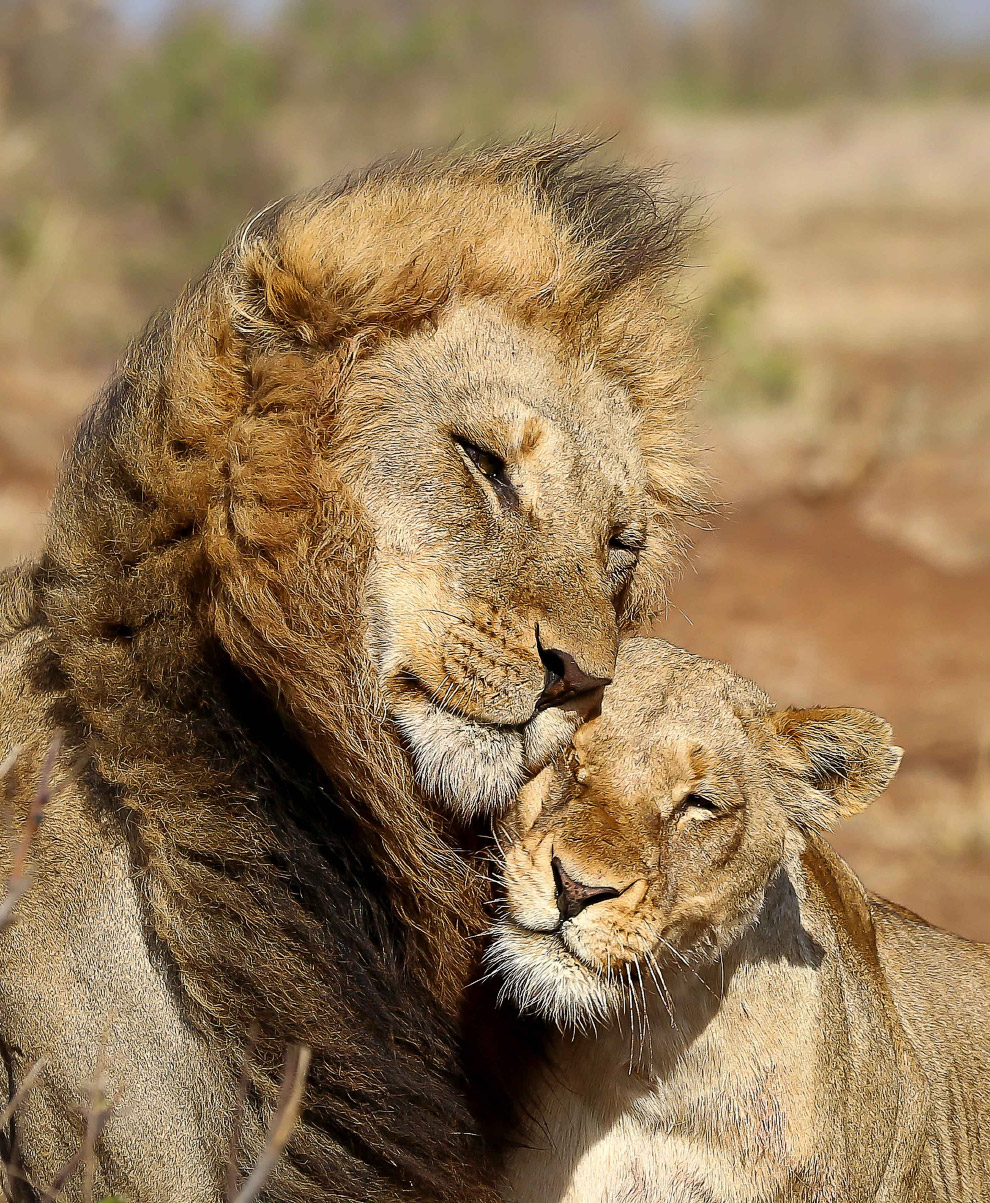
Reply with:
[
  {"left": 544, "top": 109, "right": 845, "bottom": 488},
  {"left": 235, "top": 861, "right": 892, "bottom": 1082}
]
[
  {"left": 0, "top": 141, "right": 706, "bottom": 1201},
  {"left": 490, "top": 638, "right": 990, "bottom": 1202}
]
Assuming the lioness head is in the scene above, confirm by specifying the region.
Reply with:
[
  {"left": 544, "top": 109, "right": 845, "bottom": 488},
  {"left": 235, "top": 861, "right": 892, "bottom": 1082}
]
[{"left": 487, "top": 639, "right": 902, "bottom": 1026}]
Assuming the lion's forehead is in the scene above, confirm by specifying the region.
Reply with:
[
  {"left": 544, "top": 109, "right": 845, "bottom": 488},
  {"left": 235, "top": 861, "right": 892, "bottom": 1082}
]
[{"left": 351, "top": 299, "right": 644, "bottom": 489}]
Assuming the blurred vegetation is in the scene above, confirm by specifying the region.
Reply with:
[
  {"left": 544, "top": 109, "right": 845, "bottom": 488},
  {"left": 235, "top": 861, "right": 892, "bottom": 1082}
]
[
  {"left": 693, "top": 264, "right": 800, "bottom": 412},
  {"left": 3, "top": 1, "right": 988, "bottom": 947},
  {"left": 0, "top": 0, "right": 986, "bottom": 366}
]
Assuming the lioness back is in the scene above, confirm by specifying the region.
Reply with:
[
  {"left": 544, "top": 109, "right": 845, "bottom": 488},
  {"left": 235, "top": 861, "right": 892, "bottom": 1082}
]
[{"left": 871, "top": 897, "right": 990, "bottom": 1190}]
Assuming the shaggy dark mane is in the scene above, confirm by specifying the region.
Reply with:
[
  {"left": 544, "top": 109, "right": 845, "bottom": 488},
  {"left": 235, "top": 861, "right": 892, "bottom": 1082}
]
[
  {"left": 19, "top": 136, "right": 704, "bottom": 1200},
  {"left": 0, "top": 564, "right": 37, "bottom": 638}
]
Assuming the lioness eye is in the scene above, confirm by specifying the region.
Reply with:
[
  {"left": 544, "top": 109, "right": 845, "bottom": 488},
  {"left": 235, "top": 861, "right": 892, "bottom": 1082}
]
[
  {"left": 455, "top": 437, "right": 514, "bottom": 500},
  {"left": 681, "top": 793, "right": 721, "bottom": 819}
]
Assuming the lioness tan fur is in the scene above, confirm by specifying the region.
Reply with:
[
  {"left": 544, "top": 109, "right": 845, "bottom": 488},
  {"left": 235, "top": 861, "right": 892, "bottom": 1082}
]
[
  {"left": 0, "top": 141, "right": 708, "bottom": 1201},
  {"left": 489, "top": 638, "right": 990, "bottom": 1202}
]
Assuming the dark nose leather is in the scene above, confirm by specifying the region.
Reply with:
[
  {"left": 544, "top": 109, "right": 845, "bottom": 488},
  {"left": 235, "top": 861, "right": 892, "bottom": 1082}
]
[
  {"left": 536, "top": 640, "right": 612, "bottom": 711},
  {"left": 552, "top": 856, "right": 621, "bottom": 921}
]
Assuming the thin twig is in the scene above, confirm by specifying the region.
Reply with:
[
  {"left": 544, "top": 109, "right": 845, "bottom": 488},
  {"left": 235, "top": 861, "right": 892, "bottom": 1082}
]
[
  {"left": 80, "top": 1047, "right": 115, "bottom": 1203},
  {"left": 38, "top": 1103, "right": 114, "bottom": 1203},
  {"left": 0, "top": 1061, "right": 45, "bottom": 1133},
  {"left": 230, "top": 1044, "right": 311, "bottom": 1203},
  {"left": 225, "top": 1025, "right": 260, "bottom": 1203},
  {"left": 0, "top": 748, "right": 22, "bottom": 786},
  {"left": 0, "top": 736, "right": 62, "bottom": 935}
]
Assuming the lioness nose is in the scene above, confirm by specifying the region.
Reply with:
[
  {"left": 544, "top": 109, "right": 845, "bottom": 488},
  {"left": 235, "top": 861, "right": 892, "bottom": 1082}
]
[
  {"left": 536, "top": 639, "right": 612, "bottom": 712},
  {"left": 552, "top": 856, "right": 621, "bottom": 921}
]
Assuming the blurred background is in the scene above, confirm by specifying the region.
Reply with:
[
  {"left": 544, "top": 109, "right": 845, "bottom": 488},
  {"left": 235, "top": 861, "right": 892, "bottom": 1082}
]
[{"left": 1, "top": 0, "right": 988, "bottom": 934}]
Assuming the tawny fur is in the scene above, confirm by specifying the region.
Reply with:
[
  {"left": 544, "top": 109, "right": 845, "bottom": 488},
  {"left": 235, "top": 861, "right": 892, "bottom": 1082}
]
[
  {"left": 0, "top": 140, "right": 706, "bottom": 1202},
  {"left": 491, "top": 639, "right": 990, "bottom": 1202}
]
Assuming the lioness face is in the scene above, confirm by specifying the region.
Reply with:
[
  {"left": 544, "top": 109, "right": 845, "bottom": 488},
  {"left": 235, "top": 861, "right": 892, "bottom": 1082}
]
[
  {"left": 487, "top": 639, "right": 900, "bottom": 1027},
  {"left": 340, "top": 301, "right": 658, "bottom": 815}
]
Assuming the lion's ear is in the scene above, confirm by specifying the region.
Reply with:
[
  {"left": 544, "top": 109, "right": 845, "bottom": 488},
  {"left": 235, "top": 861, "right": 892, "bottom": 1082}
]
[{"left": 764, "top": 706, "right": 902, "bottom": 829}]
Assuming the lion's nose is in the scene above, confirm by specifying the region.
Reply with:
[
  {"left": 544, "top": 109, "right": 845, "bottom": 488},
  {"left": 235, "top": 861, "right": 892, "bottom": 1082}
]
[
  {"left": 552, "top": 856, "right": 621, "bottom": 921},
  {"left": 536, "top": 636, "right": 612, "bottom": 712}
]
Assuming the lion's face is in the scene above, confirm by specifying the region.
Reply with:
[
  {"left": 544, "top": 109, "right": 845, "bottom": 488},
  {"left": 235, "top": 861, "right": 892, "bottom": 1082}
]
[
  {"left": 486, "top": 639, "right": 900, "bottom": 1028},
  {"left": 339, "top": 301, "right": 653, "bottom": 814}
]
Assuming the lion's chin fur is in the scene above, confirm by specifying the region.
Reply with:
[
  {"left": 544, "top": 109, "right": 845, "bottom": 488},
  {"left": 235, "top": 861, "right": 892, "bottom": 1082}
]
[{"left": 393, "top": 694, "right": 582, "bottom": 816}]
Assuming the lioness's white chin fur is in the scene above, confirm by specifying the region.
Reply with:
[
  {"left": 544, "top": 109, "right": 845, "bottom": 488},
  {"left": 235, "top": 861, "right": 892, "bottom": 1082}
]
[
  {"left": 485, "top": 923, "right": 622, "bottom": 1033},
  {"left": 394, "top": 699, "right": 583, "bottom": 817}
]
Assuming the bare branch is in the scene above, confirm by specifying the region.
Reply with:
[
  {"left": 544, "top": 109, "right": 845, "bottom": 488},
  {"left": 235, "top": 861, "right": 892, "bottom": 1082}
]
[
  {"left": 0, "top": 1061, "right": 45, "bottom": 1133},
  {"left": 0, "top": 748, "right": 22, "bottom": 785},
  {"left": 0, "top": 736, "right": 62, "bottom": 935},
  {"left": 80, "top": 1048, "right": 115, "bottom": 1203},
  {"left": 230, "top": 1044, "right": 311, "bottom": 1203},
  {"left": 225, "top": 1024, "right": 259, "bottom": 1203},
  {"left": 38, "top": 1105, "right": 113, "bottom": 1203}
]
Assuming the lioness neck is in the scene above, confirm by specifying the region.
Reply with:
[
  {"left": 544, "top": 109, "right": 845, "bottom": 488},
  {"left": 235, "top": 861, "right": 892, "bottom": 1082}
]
[{"left": 506, "top": 855, "right": 861, "bottom": 1203}]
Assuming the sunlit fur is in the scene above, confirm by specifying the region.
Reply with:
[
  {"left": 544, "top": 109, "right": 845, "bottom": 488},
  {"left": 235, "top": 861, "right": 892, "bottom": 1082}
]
[
  {"left": 489, "top": 639, "right": 990, "bottom": 1203},
  {"left": 0, "top": 141, "right": 709, "bottom": 1203},
  {"left": 487, "top": 638, "right": 897, "bottom": 1030}
]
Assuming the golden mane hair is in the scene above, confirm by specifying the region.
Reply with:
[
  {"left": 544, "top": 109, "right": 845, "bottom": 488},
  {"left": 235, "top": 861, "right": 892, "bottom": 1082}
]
[{"left": 9, "top": 137, "right": 704, "bottom": 1200}]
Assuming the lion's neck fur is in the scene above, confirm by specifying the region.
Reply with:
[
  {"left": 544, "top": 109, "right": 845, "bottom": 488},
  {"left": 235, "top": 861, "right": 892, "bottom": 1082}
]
[{"left": 25, "top": 347, "right": 496, "bottom": 1199}]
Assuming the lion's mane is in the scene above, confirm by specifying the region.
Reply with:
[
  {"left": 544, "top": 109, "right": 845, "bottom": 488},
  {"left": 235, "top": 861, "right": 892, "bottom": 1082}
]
[{"left": 11, "top": 138, "right": 703, "bottom": 1200}]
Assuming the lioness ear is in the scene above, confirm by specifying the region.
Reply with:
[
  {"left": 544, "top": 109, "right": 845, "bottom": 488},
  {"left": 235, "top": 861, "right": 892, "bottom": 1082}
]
[{"left": 766, "top": 706, "right": 902, "bottom": 828}]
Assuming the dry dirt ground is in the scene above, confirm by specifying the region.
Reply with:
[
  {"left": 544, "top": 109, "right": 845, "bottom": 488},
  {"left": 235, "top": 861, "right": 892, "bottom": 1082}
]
[
  {"left": 659, "top": 497, "right": 990, "bottom": 940},
  {"left": 2, "top": 104, "right": 988, "bottom": 937}
]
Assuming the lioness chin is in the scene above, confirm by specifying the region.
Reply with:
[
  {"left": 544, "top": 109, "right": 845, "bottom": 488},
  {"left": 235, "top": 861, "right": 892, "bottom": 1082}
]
[{"left": 488, "top": 638, "right": 990, "bottom": 1203}]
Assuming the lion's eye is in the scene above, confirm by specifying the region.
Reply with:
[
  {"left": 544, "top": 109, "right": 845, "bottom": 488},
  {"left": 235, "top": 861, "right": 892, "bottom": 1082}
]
[
  {"left": 455, "top": 437, "right": 515, "bottom": 503},
  {"left": 608, "top": 528, "right": 644, "bottom": 560}
]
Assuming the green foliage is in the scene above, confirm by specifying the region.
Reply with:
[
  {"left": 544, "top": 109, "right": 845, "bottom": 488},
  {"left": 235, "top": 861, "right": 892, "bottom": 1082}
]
[
  {"left": 107, "top": 10, "right": 281, "bottom": 245},
  {"left": 695, "top": 265, "right": 800, "bottom": 412},
  {"left": 0, "top": 204, "right": 44, "bottom": 274}
]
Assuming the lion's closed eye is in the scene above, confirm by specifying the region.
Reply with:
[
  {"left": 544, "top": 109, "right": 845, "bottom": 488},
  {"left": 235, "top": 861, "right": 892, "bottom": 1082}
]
[{"left": 454, "top": 436, "right": 516, "bottom": 505}]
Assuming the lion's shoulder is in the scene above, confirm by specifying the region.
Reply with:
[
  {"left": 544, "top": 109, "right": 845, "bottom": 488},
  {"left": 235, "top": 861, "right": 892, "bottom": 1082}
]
[{"left": 0, "top": 565, "right": 53, "bottom": 766}]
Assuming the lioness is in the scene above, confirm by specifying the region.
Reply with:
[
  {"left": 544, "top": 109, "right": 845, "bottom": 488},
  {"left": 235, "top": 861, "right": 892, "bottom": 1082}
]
[{"left": 489, "top": 638, "right": 990, "bottom": 1202}]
